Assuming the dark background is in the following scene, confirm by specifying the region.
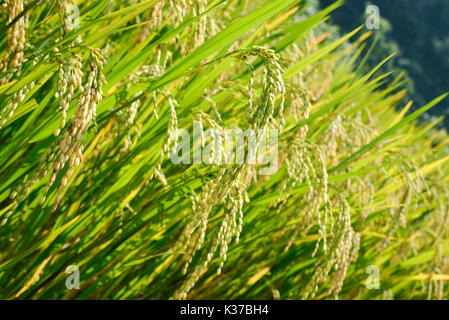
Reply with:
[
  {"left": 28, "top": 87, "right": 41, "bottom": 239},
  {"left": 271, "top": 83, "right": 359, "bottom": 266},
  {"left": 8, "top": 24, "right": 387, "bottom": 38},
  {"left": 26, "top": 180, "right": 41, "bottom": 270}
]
[{"left": 317, "top": 0, "right": 449, "bottom": 127}]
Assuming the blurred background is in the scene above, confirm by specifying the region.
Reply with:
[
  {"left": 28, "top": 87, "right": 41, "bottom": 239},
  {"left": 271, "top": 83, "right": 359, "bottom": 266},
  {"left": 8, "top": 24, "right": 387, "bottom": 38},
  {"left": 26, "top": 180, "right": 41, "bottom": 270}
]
[{"left": 313, "top": 0, "right": 449, "bottom": 127}]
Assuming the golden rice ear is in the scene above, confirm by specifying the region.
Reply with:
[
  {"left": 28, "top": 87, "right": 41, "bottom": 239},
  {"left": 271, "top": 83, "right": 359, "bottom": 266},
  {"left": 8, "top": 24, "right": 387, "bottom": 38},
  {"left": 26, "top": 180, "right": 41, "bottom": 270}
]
[
  {"left": 173, "top": 167, "right": 250, "bottom": 300},
  {"left": 301, "top": 197, "right": 357, "bottom": 299},
  {"left": 170, "top": 45, "right": 290, "bottom": 299},
  {"left": 0, "top": 0, "right": 26, "bottom": 84},
  {"left": 231, "top": 46, "right": 286, "bottom": 131},
  {"left": 54, "top": 52, "right": 84, "bottom": 137},
  {"left": 148, "top": 92, "right": 179, "bottom": 183},
  {"left": 9, "top": 50, "right": 106, "bottom": 216},
  {"left": 0, "top": 82, "right": 34, "bottom": 129},
  {"left": 136, "top": 0, "right": 207, "bottom": 52},
  {"left": 5, "top": 0, "right": 108, "bottom": 215}
]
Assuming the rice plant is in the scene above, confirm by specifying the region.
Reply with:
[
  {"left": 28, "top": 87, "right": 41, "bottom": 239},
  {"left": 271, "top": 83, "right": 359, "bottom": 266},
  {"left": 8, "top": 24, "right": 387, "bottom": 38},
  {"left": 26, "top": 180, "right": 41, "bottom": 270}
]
[{"left": 0, "top": 0, "right": 448, "bottom": 300}]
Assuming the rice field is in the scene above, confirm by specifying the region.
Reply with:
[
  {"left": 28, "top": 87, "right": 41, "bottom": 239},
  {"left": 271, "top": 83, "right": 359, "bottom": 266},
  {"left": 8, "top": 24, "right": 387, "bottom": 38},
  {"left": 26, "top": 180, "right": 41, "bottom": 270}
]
[{"left": 0, "top": 0, "right": 448, "bottom": 300}]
